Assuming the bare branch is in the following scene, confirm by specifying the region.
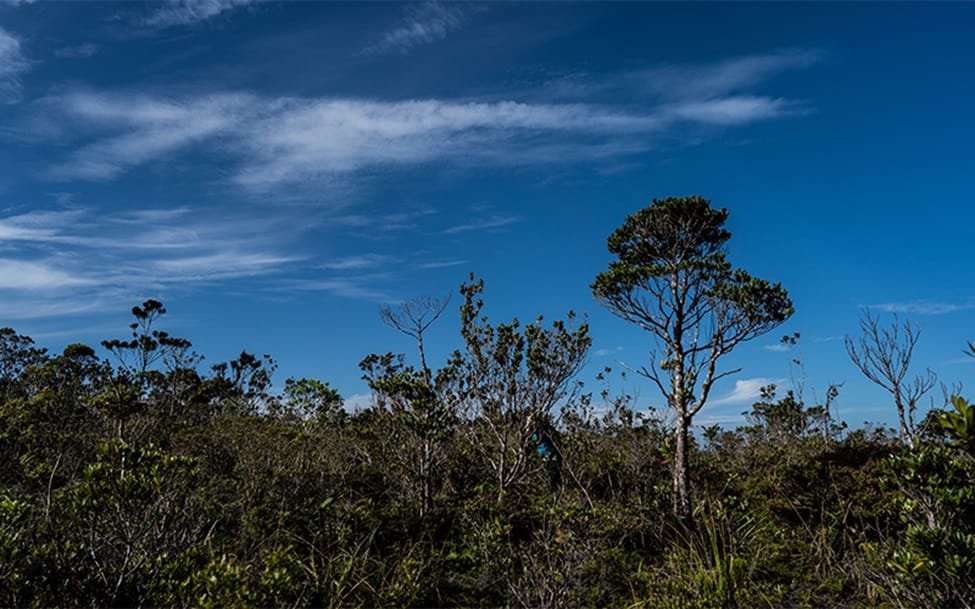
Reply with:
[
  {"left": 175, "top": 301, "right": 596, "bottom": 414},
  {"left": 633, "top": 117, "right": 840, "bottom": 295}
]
[
  {"left": 845, "top": 310, "right": 932, "bottom": 444},
  {"left": 379, "top": 294, "right": 450, "bottom": 379}
]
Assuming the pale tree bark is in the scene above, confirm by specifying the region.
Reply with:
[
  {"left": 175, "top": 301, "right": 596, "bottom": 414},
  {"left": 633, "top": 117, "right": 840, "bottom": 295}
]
[
  {"left": 845, "top": 311, "right": 936, "bottom": 446},
  {"left": 672, "top": 414, "right": 691, "bottom": 521}
]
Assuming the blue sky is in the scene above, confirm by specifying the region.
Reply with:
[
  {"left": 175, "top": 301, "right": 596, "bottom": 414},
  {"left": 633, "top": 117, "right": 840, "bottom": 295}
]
[{"left": 1, "top": 1, "right": 973, "bottom": 428}]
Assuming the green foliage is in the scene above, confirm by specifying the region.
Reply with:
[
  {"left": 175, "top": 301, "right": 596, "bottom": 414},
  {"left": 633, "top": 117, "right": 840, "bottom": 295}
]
[
  {"left": 591, "top": 196, "right": 793, "bottom": 522},
  {"left": 277, "top": 377, "right": 343, "bottom": 422},
  {"left": 591, "top": 196, "right": 792, "bottom": 331},
  {"left": 443, "top": 275, "right": 591, "bottom": 503},
  {"left": 592, "top": 196, "right": 731, "bottom": 295},
  {"left": 0, "top": 264, "right": 971, "bottom": 608},
  {"left": 741, "top": 385, "right": 841, "bottom": 443},
  {"left": 861, "top": 442, "right": 975, "bottom": 607},
  {"left": 633, "top": 502, "right": 785, "bottom": 609},
  {"left": 940, "top": 396, "right": 975, "bottom": 453},
  {"left": 0, "top": 493, "right": 30, "bottom": 602}
]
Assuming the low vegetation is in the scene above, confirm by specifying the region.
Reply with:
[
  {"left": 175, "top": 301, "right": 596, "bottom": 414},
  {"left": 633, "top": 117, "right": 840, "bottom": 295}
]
[{"left": 0, "top": 197, "right": 972, "bottom": 608}]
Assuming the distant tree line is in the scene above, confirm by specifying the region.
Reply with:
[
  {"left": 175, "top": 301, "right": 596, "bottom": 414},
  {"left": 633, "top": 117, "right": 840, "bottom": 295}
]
[{"left": 0, "top": 196, "right": 972, "bottom": 608}]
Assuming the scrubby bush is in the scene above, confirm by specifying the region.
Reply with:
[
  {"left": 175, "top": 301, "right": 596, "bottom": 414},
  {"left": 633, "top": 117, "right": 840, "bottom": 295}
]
[{"left": 0, "top": 289, "right": 972, "bottom": 608}]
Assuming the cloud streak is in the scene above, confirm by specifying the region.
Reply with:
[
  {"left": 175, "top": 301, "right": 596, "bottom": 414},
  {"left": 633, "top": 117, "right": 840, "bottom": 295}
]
[
  {"left": 145, "top": 0, "right": 263, "bottom": 28},
  {"left": 42, "top": 91, "right": 800, "bottom": 189},
  {"left": 232, "top": 98, "right": 665, "bottom": 190},
  {"left": 636, "top": 50, "right": 823, "bottom": 100},
  {"left": 416, "top": 259, "right": 467, "bottom": 270},
  {"left": 0, "top": 259, "right": 93, "bottom": 290},
  {"left": 443, "top": 214, "right": 520, "bottom": 234},
  {"left": 281, "top": 276, "right": 394, "bottom": 302},
  {"left": 363, "top": 2, "right": 480, "bottom": 55},
  {"left": 46, "top": 91, "right": 254, "bottom": 181},
  {"left": 321, "top": 254, "right": 397, "bottom": 271},
  {"left": 540, "top": 50, "right": 821, "bottom": 104},
  {"left": 665, "top": 95, "right": 798, "bottom": 126},
  {"left": 28, "top": 51, "right": 819, "bottom": 196},
  {"left": 0, "top": 204, "right": 304, "bottom": 318},
  {"left": 54, "top": 43, "right": 99, "bottom": 59},
  {"left": 0, "top": 26, "right": 28, "bottom": 102},
  {"left": 870, "top": 300, "right": 975, "bottom": 316},
  {"left": 0, "top": 200, "right": 460, "bottom": 317}
]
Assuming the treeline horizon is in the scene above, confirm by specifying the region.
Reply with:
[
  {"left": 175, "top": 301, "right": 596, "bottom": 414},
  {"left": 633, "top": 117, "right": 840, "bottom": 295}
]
[{"left": 1, "top": 196, "right": 972, "bottom": 608}]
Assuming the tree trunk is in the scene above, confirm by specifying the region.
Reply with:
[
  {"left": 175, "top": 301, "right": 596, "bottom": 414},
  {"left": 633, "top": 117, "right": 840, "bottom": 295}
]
[
  {"left": 671, "top": 354, "right": 693, "bottom": 525},
  {"left": 672, "top": 413, "right": 692, "bottom": 524},
  {"left": 894, "top": 394, "right": 915, "bottom": 446}
]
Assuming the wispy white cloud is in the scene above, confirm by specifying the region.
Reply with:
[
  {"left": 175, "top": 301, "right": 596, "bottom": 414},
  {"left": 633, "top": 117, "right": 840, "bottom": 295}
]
[
  {"left": 0, "top": 204, "right": 304, "bottom": 318},
  {"left": 321, "top": 254, "right": 397, "bottom": 271},
  {"left": 36, "top": 51, "right": 817, "bottom": 189},
  {"left": 363, "top": 1, "right": 481, "bottom": 55},
  {"left": 0, "top": 205, "right": 274, "bottom": 254},
  {"left": 151, "top": 251, "right": 302, "bottom": 280},
  {"left": 279, "top": 253, "right": 465, "bottom": 300},
  {"left": 665, "top": 95, "right": 798, "bottom": 126},
  {"left": 281, "top": 276, "right": 394, "bottom": 302},
  {"left": 594, "top": 346, "right": 623, "bottom": 357},
  {"left": 540, "top": 50, "right": 822, "bottom": 104},
  {"left": 0, "top": 26, "right": 29, "bottom": 103},
  {"left": 416, "top": 259, "right": 467, "bottom": 270},
  {"left": 331, "top": 209, "right": 436, "bottom": 232},
  {"left": 443, "top": 214, "right": 520, "bottom": 234},
  {"left": 0, "top": 259, "right": 92, "bottom": 290},
  {"left": 813, "top": 335, "right": 843, "bottom": 343},
  {"left": 46, "top": 91, "right": 254, "bottom": 181},
  {"left": 43, "top": 93, "right": 668, "bottom": 187},
  {"left": 54, "top": 43, "right": 99, "bottom": 59},
  {"left": 233, "top": 98, "right": 664, "bottom": 190},
  {"left": 107, "top": 207, "right": 190, "bottom": 224},
  {"left": 0, "top": 296, "right": 119, "bottom": 321},
  {"left": 145, "top": 0, "right": 263, "bottom": 28},
  {"left": 870, "top": 299, "right": 975, "bottom": 315},
  {"left": 710, "top": 377, "right": 784, "bottom": 406},
  {"left": 763, "top": 343, "right": 792, "bottom": 353},
  {"left": 635, "top": 50, "right": 823, "bottom": 100}
]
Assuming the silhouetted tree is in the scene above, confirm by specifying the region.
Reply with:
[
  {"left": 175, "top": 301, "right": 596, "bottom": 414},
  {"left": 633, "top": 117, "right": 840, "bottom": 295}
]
[{"left": 592, "top": 196, "right": 792, "bottom": 522}]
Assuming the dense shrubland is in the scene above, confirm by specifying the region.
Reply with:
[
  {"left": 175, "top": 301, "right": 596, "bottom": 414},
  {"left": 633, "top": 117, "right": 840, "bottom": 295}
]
[{"left": 1, "top": 198, "right": 973, "bottom": 608}]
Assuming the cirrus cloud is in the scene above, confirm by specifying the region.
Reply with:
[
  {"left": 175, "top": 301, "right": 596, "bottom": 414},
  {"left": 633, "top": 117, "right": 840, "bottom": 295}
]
[
  {"left": 870, "top": 299, "right": 975, "bottom": 316},
  {"left": 29, "top": 51, "right": 821, "bottom": 194},
  {"left": 0, "top": 26, "right": 29, "bottom": 102},
  {"left": 145, "top": 0, "right": 264, "bottom": 28},
  {"left": 363, "top": 2, "right": 482, "bottom": 56}
]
